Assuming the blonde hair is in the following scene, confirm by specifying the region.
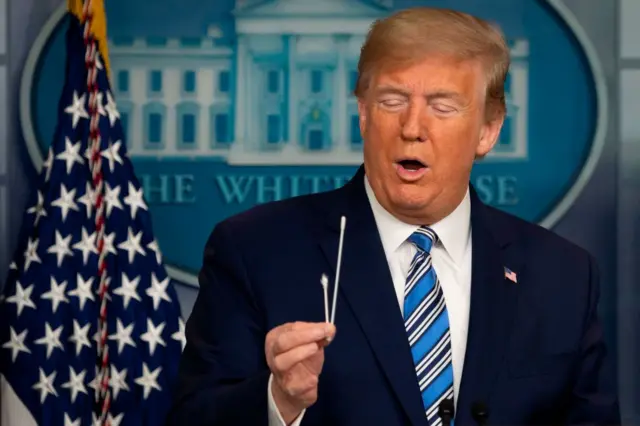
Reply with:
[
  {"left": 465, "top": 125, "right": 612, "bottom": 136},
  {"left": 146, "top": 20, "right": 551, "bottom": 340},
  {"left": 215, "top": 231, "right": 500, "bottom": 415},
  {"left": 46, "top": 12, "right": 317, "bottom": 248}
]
[{"left": 355, "top": 7, "right": 510, "bottom": 120}]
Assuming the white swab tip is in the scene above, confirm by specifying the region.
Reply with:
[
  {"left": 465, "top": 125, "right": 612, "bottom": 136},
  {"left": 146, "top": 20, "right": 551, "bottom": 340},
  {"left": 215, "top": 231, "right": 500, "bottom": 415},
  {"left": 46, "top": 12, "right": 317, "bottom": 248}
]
[
  {"left": 340, "top": 216, "right": 346, "bottom": 230},
  {"left": 320, "top": 274, "right": 329, "bottom": 287}
]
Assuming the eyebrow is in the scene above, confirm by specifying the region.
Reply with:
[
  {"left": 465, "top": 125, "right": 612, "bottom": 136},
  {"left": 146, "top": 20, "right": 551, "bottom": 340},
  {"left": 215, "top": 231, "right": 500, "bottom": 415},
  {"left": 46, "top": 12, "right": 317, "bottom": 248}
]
[{"left": 374, "top": 85, "right": 464, "bottom": 102}]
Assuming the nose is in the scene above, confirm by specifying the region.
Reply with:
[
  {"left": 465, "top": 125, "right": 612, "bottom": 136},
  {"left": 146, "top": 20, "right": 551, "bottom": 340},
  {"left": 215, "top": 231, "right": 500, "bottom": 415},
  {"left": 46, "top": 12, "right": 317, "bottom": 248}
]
[{"left": 400, "top": 101, "right": 427, "bottom": 142}]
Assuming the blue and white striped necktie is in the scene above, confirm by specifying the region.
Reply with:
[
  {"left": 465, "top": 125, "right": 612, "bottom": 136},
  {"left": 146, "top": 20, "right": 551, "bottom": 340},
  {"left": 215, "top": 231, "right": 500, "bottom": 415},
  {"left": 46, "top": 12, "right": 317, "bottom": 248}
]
[{"left": 404, "top": 226, "right": 454, "bottom": 425}]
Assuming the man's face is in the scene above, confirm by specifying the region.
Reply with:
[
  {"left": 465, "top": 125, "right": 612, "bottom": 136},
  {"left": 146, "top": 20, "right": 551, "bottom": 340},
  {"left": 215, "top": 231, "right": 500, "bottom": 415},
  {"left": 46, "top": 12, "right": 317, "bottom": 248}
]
[{"left": 358, "top": 54, "right": 503, "bottom": 224}]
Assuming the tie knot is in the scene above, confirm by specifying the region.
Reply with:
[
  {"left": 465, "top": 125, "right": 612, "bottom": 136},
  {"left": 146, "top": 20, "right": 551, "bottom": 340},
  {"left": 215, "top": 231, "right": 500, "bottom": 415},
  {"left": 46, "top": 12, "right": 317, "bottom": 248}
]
[{"left": 409, "top": 226, "right": 438, "bottom": 253}]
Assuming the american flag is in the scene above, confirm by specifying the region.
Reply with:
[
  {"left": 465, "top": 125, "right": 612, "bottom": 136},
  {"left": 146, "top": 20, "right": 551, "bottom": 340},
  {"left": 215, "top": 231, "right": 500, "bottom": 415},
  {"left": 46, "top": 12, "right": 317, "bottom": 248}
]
[
  {"left": 0, "top": 1, "right": 184, "bottom": 425},
  {"left": 504, "top": 267, "right": 517, "bottom": 283}
]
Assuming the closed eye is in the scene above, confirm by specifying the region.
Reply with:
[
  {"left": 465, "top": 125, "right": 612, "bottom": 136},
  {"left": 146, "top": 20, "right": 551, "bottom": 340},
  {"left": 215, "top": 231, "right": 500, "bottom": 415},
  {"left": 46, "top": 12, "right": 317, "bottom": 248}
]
[
  {"left": 379, "top": 98, "right": 407, "bottom": 110},
  {"left": 432, "top": 104, "right": 457, "bottom": 114}
]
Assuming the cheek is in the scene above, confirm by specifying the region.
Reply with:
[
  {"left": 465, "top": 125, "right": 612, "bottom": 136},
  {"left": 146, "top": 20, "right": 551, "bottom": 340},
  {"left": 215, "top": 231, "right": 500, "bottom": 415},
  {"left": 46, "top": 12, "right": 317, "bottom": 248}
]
[
  {"left": 366, "top": 112, "right": 399, "bottom": 148},
  {"left": 429, "top": 121, "right": 480, "bottom": 167}
]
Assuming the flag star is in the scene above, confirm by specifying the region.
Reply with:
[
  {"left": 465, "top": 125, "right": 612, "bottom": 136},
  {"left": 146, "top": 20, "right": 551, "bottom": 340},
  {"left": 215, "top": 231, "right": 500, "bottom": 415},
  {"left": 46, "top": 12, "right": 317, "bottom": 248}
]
[
  {"left": 117, "top": 227, "right": 145, "bottom": 264},
  {"left": 40, "top": 277, "right": 69, "bottom": 313},
  {"left": 68, "top": 319, "right": 92, "bottom": 355},
  {"left": 95, "top": 54, "right": 103, "bottom": 70},
  {"left": 46, "top": 230, "right": 73, "bottom": 267},
  {"left": 107, "top": 413, "right": 124, "bottom": 426},
  {"left": 73, "top": 227, "right": 98, "bottom": 265},
  {"left": 6, "top": 281, "right": 36, "bottom": 316},
  {"left": 64, "top": 91, "right": 89, "bottom": 128},
  {"left": 94, "top": 91, "right": 106, "bottom": 116},
  {"left": 140, "top": 319, "right": 166, "bottom": 355},
  {"left": 114, "top": 273, "right": 141, "bottom": 309},
  {"left": 172, "top": 317, "right": 186, "bottom": 351},
  {"left": 61, "top": 366, "right": 88, "bottom": 403},
  {"left": 103, "top": 231, "right": 118, "bottom": 255},
  {"left": 64, "top": 414, "right": 81, "bottom": 426},
  {"left": 55, "top": 137, "right": 85, "bottom": 174},
  {"left": 88, "top": 367, "right": 101, "bottom": 399},
  {"left": 123, "top": 182, "right": 148, "bottom": 219},
  {"left": 23, "top": 237, "right": 42, "bottom": 272},
  {"left": 104, "top": 92, "right": 120, "bottom": 127},
  {"left": 92, "top": 328, "right": 101, "bottom": 347},
  {"left": 108, "top": 319, "right": 136, "bottom": 355},
  {"left": 109, "top": 365, "right": 130, "bottom": 400},
  {"left": 42, "top": 148, "right": 54, "bottom": 182},
  {"left": 34, "top": 323, "right": 64, "bottom": 359},
  {"left": 101, "top": 139, "right": 124, "bottom": 172},
  {"left": 2, "top": 327, "right": 31, "bottom": 362},
  {"left": 147, "top": 272, "right": 172, "bottom": 310},
  {"left": 77, "top": 182, "right": 96, "bottom": 219},
  {"left": 147, "top": 239, "right": 163, "bottom": 264},
  {"left": 84, "top": 145, "right": 95, "bottom": 163},
  {"left": 51, "top": 184, "right": 80, "bottom": 221},
  {"left": 68, "top": 274, "right": 95, "bottom": 310},
  {"left": 32, "top": 368, "right": 58, "bottom": 403},
  {"left": 104, "top": 183, "right": 123, "bottom": 216},
  {"left": 134, "top": 363, "right": 162, "bottom": 400},
  {"left": 9, "top": 261, "right": 17, "bottom": 270},
  {"left": 27, "top": 190, "right": 47, "bottom": 225}
]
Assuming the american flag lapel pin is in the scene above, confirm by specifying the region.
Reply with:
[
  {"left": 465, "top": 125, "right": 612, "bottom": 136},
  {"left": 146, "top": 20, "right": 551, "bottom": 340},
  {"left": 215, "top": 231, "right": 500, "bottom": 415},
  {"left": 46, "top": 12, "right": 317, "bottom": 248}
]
[{"left": 504, "top": 266, "right": 518, "bottom": 283}]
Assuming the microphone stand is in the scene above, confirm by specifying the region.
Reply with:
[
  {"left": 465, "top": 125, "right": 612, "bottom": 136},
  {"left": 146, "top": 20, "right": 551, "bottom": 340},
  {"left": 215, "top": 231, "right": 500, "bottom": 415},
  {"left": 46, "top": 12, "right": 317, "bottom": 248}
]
[
  {"left": 438, "top": 399, "right": 455, "bottom": 426},
  {"left": 471, "top": 401, "right": 489, "bottom": 426}
]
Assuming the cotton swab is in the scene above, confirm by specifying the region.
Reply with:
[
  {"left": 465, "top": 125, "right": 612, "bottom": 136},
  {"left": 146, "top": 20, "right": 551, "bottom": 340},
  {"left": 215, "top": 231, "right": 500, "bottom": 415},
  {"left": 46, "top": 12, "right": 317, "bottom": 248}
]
[
  {"left": 329, "top": 216, "right": 347, "bottom": 324},
  {"left": 320, "top": 274, "right": 330, "bottom": 323}
]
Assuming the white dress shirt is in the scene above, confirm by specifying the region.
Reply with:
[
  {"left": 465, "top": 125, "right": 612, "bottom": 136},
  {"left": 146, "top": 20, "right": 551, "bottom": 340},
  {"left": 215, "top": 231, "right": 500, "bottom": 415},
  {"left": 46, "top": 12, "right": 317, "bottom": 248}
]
[{"left": 268, "top": 177, "right": 473, "bottom": 426}]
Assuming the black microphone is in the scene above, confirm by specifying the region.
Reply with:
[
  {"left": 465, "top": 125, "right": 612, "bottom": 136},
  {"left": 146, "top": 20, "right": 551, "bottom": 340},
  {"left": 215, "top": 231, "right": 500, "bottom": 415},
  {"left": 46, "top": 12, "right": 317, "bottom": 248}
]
[
  {"left": 471, "top": 401, "right": 489, "bottom": 426},
  {"left": 438, "top": 399, "right": 455, "bottom": 426}
]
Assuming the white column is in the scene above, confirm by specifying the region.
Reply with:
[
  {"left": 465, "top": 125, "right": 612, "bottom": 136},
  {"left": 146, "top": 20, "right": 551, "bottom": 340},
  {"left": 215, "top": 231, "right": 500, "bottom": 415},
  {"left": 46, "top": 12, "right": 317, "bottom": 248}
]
[
  {"left": 165, "top": 69, "right": 179, "bottom": 154},
  {"left": 334, "top": 35, "right": 349, "bottom": 152},
  {"left": 235, "top": 35, "right": 247, "bottom": 148},
  {"left": 197, "top": 68, "right": 212, "bottom": 151},
  {"left": 288, "top": 35, "right": 298, "bottom": 147},
  {"left": 512, "top": 61, "right": 528, "bottom": 158},
  {"left": 248, "top": 53, "right": 259, "bottom": 150},
  {"left": 131, "top": 67, "right": 145, "bottom": 155}
]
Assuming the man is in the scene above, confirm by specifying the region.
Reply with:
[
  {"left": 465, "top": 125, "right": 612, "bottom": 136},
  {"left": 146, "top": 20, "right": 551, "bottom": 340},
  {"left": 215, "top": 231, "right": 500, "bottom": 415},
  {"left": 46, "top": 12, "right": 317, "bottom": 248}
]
[{"left": 167, "top": 7, "right": 619, "bottom": 426}]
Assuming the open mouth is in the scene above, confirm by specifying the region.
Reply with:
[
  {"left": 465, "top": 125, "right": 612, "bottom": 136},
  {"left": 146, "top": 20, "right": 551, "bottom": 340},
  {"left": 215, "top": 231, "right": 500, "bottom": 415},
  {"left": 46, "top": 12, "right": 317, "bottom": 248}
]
[{"left": 397, "top": 159, "right": 426, "bottom": 171}]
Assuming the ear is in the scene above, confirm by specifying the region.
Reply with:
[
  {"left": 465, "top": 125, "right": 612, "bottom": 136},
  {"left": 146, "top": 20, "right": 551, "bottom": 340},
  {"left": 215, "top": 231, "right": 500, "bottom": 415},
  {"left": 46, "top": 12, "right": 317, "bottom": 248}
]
[{"left": 476, "top": 114, "right": 504, "bottom": 159}]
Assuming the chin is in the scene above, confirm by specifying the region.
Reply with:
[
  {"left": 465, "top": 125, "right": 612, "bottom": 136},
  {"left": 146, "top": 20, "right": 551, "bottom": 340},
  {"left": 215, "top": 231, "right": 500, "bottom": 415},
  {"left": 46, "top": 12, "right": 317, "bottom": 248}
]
[{"left": 389, "top": 194, "right": 431, "bottom": 212}]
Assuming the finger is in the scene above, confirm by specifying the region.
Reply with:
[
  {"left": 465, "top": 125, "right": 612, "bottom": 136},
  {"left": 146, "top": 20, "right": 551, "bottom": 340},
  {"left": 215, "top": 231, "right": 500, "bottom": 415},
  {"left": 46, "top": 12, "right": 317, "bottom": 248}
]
[
  {"left": 273, "top": 324, "right": 333, "bottom": 355},
  {"left": 282, "top": 375, "right": 320, "bottom": 400},
  {"left": 272, "top": 342, "right": 321, "bottom": 373},
  {"left": 266, "top": 322, "right": 324, "bottom": 356},
  {"left": 285, "top": 321, "right": 328, "bottom": 333}
]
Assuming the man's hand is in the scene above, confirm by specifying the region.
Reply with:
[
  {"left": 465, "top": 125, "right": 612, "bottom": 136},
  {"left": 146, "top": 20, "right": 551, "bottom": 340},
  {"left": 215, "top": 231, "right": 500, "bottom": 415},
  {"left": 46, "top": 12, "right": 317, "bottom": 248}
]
[{"left": 265, "top": 321, "right": 337, "bottom": 424}]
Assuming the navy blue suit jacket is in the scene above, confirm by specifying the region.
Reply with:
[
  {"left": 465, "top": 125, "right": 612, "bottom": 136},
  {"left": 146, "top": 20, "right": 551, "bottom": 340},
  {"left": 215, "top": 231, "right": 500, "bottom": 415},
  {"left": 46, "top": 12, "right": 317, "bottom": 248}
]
[{"left": 167, "top": 167, "right": 620, "bottom": 426}]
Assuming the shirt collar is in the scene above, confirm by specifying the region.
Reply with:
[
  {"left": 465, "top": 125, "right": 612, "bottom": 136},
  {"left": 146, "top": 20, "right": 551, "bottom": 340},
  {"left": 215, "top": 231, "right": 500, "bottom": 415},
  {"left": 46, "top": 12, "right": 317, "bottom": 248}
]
[{"left": 364, "top": 175, "right": 471, "bottom": 265}]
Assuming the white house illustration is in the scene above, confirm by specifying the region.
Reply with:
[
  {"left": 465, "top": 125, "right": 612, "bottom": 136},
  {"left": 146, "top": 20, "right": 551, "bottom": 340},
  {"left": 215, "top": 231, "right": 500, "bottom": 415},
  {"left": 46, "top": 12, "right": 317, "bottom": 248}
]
[{"left": 108, "top": 0, "right": 529, "bottom": 164}]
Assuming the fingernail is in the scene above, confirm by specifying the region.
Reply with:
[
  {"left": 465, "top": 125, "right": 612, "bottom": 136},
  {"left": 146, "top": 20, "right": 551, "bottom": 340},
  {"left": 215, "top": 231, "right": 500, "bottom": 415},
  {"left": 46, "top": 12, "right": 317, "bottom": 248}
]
[{"left": 325, "top": 324, "right": 334, "bottom": 335}]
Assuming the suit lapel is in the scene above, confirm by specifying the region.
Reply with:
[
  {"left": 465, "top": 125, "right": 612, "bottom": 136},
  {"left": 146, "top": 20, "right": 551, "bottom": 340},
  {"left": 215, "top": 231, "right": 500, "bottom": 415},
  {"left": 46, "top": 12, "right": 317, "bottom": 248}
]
[
  {"left": 318, "top": 168, "right": 427, "bottom": 426},
  {"left": 456, "top": 188, "right": 523, "bottom": 421}
]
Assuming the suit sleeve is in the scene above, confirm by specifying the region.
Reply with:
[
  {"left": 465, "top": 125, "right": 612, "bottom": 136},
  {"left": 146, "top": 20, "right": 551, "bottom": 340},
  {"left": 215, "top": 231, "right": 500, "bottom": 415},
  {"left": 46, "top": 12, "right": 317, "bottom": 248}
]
[
  {"left": 566, "top": 254, "right": 621, "bottom": 425},
  {"left": 166, "top": 221, "right": 271, "bottom": 426}
]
